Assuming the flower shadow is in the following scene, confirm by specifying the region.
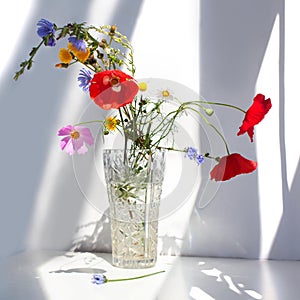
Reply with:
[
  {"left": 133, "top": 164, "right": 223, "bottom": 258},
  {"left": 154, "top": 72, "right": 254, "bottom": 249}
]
[
  {"left": 70, "top": 208, "right": 112, "bottom": 254},
  {"left": 159, "top": 234, "right": 182, "bottom": 256},
  {"left": 49, "top": 267, "right": 106, "bottom": 274}
]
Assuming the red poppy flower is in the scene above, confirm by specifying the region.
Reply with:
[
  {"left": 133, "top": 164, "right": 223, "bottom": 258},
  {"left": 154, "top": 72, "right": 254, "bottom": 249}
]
[
  {"left": 237, "top": 93, "right": 272, "bottom": 142},
  {"left": 89, "top": 70, "right": 138, "bottom": 110},
  {"left": 210, "top": 153, "right": 257, "bottom": 181}
]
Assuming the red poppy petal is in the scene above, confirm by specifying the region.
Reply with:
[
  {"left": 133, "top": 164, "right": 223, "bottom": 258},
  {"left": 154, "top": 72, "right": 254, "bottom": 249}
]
[
  {"left": 89, "top": 70, "right": 138, "bottom": 110},
  {"left": 92, "top": 80, "right": 138, "bottom": 109},
  {"left": 210, "top": 153, "right": 257, "bottom": 181},
  {"left": 237, "top": 93, "right": 272, "bottom": 142}
]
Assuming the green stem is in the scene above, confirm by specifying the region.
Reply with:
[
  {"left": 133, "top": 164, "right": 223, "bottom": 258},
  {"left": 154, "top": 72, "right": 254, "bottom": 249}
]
[
  {"left": 185, "top": 106, "right": 231, "bottom": 155},
  {"left": 118, "top": 108, "right": 128, "bottom": 161},
  {"left": 107, "top": 270, "right": 165, "bottom": 283},
  {"left": 74, "top": 120, "right": 103, "bottom": 126},
  {"left": 13, "top": 39, "right": 44, "bottom": 80},
  {"left": 195, "top": 100, "right": 247, "bottom": 114},
  {"left": 157, "top": 146, "right": 186, "bottom": 153}
]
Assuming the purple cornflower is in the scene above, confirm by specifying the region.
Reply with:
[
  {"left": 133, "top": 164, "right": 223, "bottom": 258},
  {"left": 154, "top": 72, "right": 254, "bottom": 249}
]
[
  {"left": 78, "top": 68, "right": 93, "bottom": 92},
  {"left": 68, "top": 37, "right": 86, "bottom": 51},
  {"left": 36, "top": 19, "right": 56, "bottom": 46},
  {"left": 58, "top": 125, "right": 94, "bottom": 155},
  {"left": 92, "top": 274, "right": 107, "bottom": 285}
]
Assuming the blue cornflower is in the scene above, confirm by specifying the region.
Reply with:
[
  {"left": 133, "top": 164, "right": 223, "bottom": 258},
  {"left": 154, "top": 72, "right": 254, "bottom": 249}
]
[
  {"left": 68, "top": 37, "right": 86, "bottom": 52},
  {"left": 92, "top": 274, "right": 107, "bottom": 285},
  {"left": 78, "top": 68, "right": 93, "bottom": 92},
  {"left": 185, "top": 147, "right": 198, "bottom": 160},
  {"left": 91, "top": 270, "right": 165, "bottom": 285},
  {"left": 37, "top": 19, "right": 56, "bottom": 46}
]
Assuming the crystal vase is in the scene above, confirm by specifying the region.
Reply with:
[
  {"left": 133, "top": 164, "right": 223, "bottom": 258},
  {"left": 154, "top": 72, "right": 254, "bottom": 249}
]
[{"left": 103, "top": 149, "right": 165, "bottom": 268}]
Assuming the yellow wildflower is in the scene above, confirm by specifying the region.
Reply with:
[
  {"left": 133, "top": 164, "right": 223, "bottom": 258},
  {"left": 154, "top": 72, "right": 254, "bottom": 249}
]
[
  {"left": 105, "top": 116, "right": 118, "bottom": 131},
  {"left": 68, "top": 42, "right": 90, "bottom": 63},
  {"left": 58, "top": 48, "right": 72, "bottom": 64},
  {"left": 74, "top": 48, "right": 90, "bottom": 63}
]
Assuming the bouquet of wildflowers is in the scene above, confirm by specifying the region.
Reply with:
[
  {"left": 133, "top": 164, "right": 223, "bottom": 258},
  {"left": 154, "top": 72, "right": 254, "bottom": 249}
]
[{"left": 14, "top": 19, "right": 272, "bottom": 181}]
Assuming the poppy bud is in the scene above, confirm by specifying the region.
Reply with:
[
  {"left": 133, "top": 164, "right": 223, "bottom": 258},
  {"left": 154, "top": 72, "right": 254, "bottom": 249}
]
[{"left": 205, "top": 108, "right": 214, "bottom": 116}]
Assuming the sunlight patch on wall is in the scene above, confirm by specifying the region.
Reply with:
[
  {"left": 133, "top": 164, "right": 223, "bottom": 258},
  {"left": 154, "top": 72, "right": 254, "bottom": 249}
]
[
  {"left": 0, "top": 0, "right": 36, "bottom": 80},
  {"left": 284, "top": 1, "right": 300, "bottom": 190},
  {"left": 255, "top": 15, "right": 283, "bottom": 259},
  {"left": 86, "top": 0, "right": 119, "bottom": 25},
  {"left": 26, "top": 68, "right": 89, "bottom": 249},
  {"left": 131, "top": 0, "right": 200, "bottom": 93}
]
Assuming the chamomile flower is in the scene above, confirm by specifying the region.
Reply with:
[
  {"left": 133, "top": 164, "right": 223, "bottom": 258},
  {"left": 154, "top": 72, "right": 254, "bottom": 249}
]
[{"left": 157, "top": 88, "right": 174, "bottom": 101}]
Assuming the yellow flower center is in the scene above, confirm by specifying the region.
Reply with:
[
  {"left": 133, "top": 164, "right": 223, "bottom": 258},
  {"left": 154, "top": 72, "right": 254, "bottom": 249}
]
[
  {"left": 138, "top": 82, "right": 148, "bottom": 92},
  {"left": 71, "top": 130, "right": 80, "bottom": 139},
  {"left": 162, "top": 90, "right": 170, "bottom": 97}
]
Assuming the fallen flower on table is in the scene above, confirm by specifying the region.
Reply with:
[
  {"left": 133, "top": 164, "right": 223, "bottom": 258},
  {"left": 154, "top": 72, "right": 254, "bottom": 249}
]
[{"left": 91, "top": 270, "right": 166, "bottom": 285}]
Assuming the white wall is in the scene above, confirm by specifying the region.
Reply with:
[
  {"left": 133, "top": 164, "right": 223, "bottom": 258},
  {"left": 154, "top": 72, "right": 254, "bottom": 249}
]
[{"left": 1, "top": 0, "right": 298, "bottom": 260}]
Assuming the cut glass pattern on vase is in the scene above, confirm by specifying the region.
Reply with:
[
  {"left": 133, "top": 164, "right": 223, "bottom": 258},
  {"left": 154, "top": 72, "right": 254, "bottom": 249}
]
[{"left": 103, "top": 149, "right": 165, "bottom": 268}]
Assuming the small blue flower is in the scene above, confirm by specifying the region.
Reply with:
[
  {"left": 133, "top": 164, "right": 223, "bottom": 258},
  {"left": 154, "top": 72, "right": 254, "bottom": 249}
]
[
  {"left": 78, "top": 68, "right": 93, "bottom": 92},
  {"left": 92, "top": 274, "right": 107, "bottom": 285},
  {"left": 37, "top": 19, "right": 56, "bottom": 46},
  {"left": 185, "top": 147, "right": 204, "bottom": 166},
  {"left": 68, "top": 37, "right": 86, "bottom": 51},
  {"left": 196, "top": 154, "right": 204, "bottom": 165},
  {"left": 185, "top": 147, "right": 198, "bottom": 160}
]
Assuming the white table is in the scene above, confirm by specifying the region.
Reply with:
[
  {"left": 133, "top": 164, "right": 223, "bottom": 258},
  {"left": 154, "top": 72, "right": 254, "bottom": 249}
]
[{"left": 0, "top": 251, "right": 299, "bottom": 299}]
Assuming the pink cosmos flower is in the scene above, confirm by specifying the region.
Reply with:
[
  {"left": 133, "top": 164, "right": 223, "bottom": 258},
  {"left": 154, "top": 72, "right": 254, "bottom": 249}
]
[{"left": 58, "top": 125, "right": 94, "bottom": 155}]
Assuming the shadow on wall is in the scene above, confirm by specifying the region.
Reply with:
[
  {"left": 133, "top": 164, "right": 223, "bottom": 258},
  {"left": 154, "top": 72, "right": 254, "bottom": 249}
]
[
  {"left": 181, "top": 0, "right": 281, "bottom": 259},
  {"left": 0, "top": 0, "right": 145, "bottom": 259},
  {"left": 71, "top": 209, "right": 112, "bottom": 253},
  {"left": 269, "top": 157, "right": 300, "bottom": 259}
]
